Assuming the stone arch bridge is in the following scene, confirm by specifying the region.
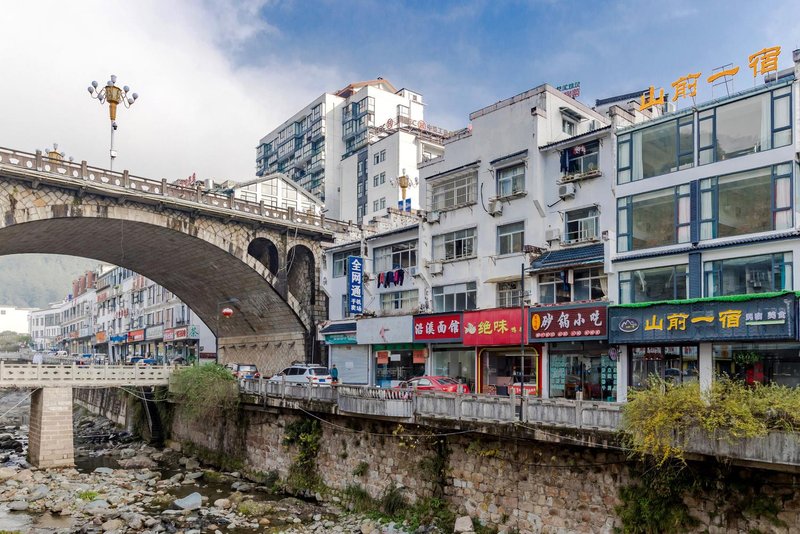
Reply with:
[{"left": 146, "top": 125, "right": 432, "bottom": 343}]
[{"left": 0, "top": 147, "right": 351, "bottom": 370}]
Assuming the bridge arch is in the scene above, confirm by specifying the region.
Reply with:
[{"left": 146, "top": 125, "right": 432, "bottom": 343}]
[{"left": 247, "top": 237, "right": 280, "bottom": 277}]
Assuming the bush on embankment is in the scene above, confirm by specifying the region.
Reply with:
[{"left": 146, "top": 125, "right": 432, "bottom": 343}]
[{"left": 169, "top": 363, "right": 239, "bottom": 422}]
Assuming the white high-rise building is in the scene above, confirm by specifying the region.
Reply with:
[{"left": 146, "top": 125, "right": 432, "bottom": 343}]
[{"left": 256, "top": 78, "right": 447, "bottom": 222}]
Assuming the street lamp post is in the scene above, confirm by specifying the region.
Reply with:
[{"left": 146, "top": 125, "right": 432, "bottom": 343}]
[
  {"left": 519, "top": 262, "right": 536, "bottom": 421},
  {"left": 87, "top": 74, "right": 139, "bottom": 171}
]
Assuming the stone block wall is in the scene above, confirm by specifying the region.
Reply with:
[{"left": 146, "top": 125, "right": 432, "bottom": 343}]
[
  {"left": 74, "top": 387, "right": 132, "bottom": 428},
  {"left": 28, "top": 387, "right": 74, "bottom": 468}
]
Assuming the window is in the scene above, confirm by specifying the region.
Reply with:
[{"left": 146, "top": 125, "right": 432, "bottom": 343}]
[
  {"left": 373, "top": 200, "right": 379, "bottom": 211},
  {"left": 619, "top": 265, "right": 688, "bottom": 303},
  {"left": 373, "top": 149, "right": 386, "bottom": 165},
  {"left": 357, "top": 182, "right": 365, "bottom": 196},
  {"left": 617, "top": 185, "right": 690, "bottom": 252},
  {"left": 563, "top": 140, "right": 600, "bottom": 176},
  {"left": 497, "top": 222, "right": 524, "bottom": 255},
  {"left": 380, "top": 197, "right": 386, "bottom": 209},
  {"left": 562, "top": 119, "right": 576, "bottom": 136},
  {"left": 497, "top": 281, "right": 522, "bottom": 308},
  {"left": 333, "top": 249, "right": 359, "bottom": 278},
  {"left": 356, "top": 204, "right": 366, "bottom": 221},
  {"left": 565, "top": 207, "right": 599, "bottom": 243},
  {"left": 430, "top": 171, "right": 478, "bottom": 211},
  {"left": 433, "top": 228, "right": 476, "bottom": 261},
  {"left": 700, "top": 163, "right": 792, "bottom": 240},
  {"left": 496, "top": 164, "right": 525, "bottom": 197},
  {"left": 380, "top": 290, "right": 419, "bottom": 313},
  {"left": 373, "top": 172, "right": 386, "bottom": 187},
  {"left": 374, "top": 240, "right": 417, "bottom": 272},
  {"left": 573, "top": 268, "right": 607, "bottom": 301},
  {"left": 704, "top": 252, "right": 792, "bottom": 297},
  {"left": 699, "top": 86, "right": 792, "bottom": 165},
  {"left": 433, "top": 282, "right": 477, "bottom": 312},
  {"left": 617, "top": 116, "right": 694, "bottom": 183},
  {"left": 631, "top": 346, "right": 698, "bottom": 389},
  {"left": 538, "top": 272, "right": 571, "bottom": 304}
]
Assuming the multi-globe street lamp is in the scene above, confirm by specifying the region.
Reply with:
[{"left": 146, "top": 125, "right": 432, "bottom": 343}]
[{"left": 87, "top": 74, "right": 138, "bottom": 171}]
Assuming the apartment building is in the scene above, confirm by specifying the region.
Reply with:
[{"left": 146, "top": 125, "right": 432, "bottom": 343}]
[
  {"left": 256, "top": 79, "right": 446, "bottom": 221},
  {"left": 29, "top": 302, "right": 63, "bottom": 350}
]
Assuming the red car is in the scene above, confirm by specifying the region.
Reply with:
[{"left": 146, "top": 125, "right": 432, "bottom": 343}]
[{"left": 396, "top": 376, "right": 470, "bottom": 394}]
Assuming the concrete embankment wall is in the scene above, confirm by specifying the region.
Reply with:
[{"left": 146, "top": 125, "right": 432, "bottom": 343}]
[{"left": 74, "top": 388, "right": 134, "bottom": 429}]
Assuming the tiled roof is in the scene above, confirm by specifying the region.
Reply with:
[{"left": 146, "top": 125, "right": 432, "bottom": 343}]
[{"left": 531, "top": 243, "right": 604, "bottom": 270}]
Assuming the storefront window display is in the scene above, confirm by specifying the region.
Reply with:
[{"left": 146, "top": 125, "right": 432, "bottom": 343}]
[
  {"left": 630, "top": 345, "right": 698, "bottom": 388},
  {"left": 375, "top": 344, "right": 426, "bottom": 388},
  {"left": 549, "top": 341, "right": 616, "bottom": 401},
  {"left": 713, "top": 342, "right": 800, "bottom": 387},
  {"left": 431, "top": 347, "right": 475, "bottom": 392},
  {"left": 479, "top": 348, "right": 539, "bottom": 395}
]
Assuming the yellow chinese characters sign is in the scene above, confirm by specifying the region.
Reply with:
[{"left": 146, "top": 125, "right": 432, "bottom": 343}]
[{"left": 640, "top": 46, "right": 782, "bottom": 111}]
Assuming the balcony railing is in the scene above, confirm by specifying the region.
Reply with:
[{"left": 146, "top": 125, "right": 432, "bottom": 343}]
[
  {"left": 564, "top": 217, "right": 599, "bottom": 244},
  {"left": 561, "top": 152, "right": 601, "bottom": 182}
]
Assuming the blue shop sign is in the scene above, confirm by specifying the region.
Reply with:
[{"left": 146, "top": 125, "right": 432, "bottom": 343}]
[
  {"left": 608, "top": 293, "right": 797, "bottom": 344},
  {"left": 347, "top": 256, "right": 364, "bottom": 314}
]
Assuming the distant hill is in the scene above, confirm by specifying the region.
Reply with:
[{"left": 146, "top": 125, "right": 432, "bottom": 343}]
[{"left": 0, "top": 254, "right": 100, "bottom": 308}]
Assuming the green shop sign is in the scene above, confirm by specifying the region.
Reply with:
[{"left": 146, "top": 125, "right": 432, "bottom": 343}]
[{"left": 324, "top": 333, "right": 357, "bottom": 345}]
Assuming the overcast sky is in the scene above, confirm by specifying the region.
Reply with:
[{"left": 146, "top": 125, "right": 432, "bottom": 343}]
[{"left": 1, "top": 0, "right": 799, "bottom": 184}]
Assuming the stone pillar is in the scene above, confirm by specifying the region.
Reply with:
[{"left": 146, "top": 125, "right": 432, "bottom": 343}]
[
  {"left": 28, "top": 387, "right": 74, "bottom": 468},
  {"left": 698, "top": 342, "right": 713, "bottom": 393}
]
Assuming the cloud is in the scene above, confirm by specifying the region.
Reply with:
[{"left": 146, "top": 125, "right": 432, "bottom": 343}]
[{"left": 0, "top": 0, "right": 339, "bottom": 183}]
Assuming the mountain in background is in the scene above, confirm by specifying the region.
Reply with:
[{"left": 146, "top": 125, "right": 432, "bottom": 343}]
[{"left": 0, "top": 254, "right": 101, "bottom": 309}]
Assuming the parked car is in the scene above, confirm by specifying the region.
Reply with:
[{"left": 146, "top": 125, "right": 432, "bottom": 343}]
[
  {"left": 268, "top": 364, "right": 333, "bottom": 385},
  {"left": 129, "top": 357, "right": 157, "bottom": 365},
  {"left": 396, "top": 376, "right": 470, "bottom": 394},
  {"left": 227, "top": 363, "right": 261, "bottom": 380}
]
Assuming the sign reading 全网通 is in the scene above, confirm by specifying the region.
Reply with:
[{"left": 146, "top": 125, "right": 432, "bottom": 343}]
[
  {"left": 640, "top": 46, "right": 783, "bottom": 111},
  {"left": 347, "top": 256, "right": 363, "bottom": 314}
]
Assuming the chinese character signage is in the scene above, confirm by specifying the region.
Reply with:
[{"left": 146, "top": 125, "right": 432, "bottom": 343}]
[
  {"left": 463, "top": 308, "right": 525, "bottom": 346},
  {"left": 640, "top": 45, "right": 782, "bottom": 111},
  {"left": 557, "top": 81, "right": 581, "bottom": 99},
  {"left": 528, "top": 304, "right": 607, "bottom": 342},
  {"left": 608, "top": 295, "right": 796, "bottom": 344},
  {"left": 163, "top": 329, "right": 175, "bottom": 342},
  {"left": 413, "top": 313, "right": 463, "bottom": 342},
  {"left": 128, "top": 329, "right": 145, "bottom": 342},
  {"left": 347, "top": 256, "right": 363, "bottom": 314}
]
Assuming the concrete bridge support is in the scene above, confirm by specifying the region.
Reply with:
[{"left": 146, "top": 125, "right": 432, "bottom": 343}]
[{"left": 28, "top": 387, "right": 74, "bottom": 468}]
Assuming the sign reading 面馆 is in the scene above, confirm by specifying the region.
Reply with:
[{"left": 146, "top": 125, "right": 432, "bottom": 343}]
[
  {"left": 413, "top": 313, "right": 462, "bottom": 342},
  {"left": 608, "top": 295, "right": 796, "bottom": 344}
]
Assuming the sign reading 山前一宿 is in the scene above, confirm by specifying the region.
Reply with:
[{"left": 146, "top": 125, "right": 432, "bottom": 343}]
[
  {"left": 347, "top": 256, "right": 363, "bottom": 314},
  {"left": 608, "top": 294, "right": 796, "bottom": 344}
]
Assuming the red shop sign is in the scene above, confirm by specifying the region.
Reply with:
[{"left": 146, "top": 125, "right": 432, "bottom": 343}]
[
  {"left": 413, "top": 313, "right": 462, "bottom": 342},
  {"left": 528, "top": 305, "right": 607, "bottom": 341},
  {"left": 128, "top": 329, "right": 145, "bottom": 342},
  {"left": 463, "top": 308, "right": 525, "bottom": 346}
]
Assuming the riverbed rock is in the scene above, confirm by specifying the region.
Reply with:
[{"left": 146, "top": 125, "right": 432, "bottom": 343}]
[
  {"left": 231, "top": 481, "right": 253, "bottom": 492},
  {"left": 118, "top": 455, "right": 157, "bottom": 468},
  {"left": 174, "top": 491, "right": 202, "bottom": 511},
  {"left": 185, "top": 471, "right": 204, "bottom": 481},
  {"left": 102, "top": 518, "right": 124, "bottom": 531},
  {"left": 84, "top": 498, "right": 110, "bottom": 514},
  {"left": 185, "top": 457, "right": 201, "bottom": 470},
  {"left": 213, "top": 498, "right": 231, "bottom": 509},
  {"left": 8, "top": 500, "right": 28, "bottom": 511},
  {"left": 454, "top": 515, "right": 474, "bottom": 533},
  {"left": 28, "top": 483, "right": 49, "bottom": 501},
  {"left": 0, "top": 467, "right": 16, "bottom": 481},
  {"left": 94, "top": 467, "right": 114, "bottom": 475}
]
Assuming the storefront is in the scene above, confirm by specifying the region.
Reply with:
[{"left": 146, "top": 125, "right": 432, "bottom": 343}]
[
  {"left": 609, "top": 293, "right": 798, "bottom": 394},
  {"left": 321, "top": 321, "right": 366, "bottom": 384},
  {"left": 127, "top": 329, "right": 146, "bottom": 361},
  {"left": 357, "top": 316, "right": 420, "bottom": 387},
  {"left": 529, "top": 303, "right": 613, "bottom": 401},
  {"left": 164, "top": 326, "right": 201, "bottom": 361},
  {"left": 413, "top": 312, "right": 476, "bottom": 390},
  {"left": 462, "top": 308, "right": 538, "bottom": 395},
  {"left": 145, "top": 324, "right": 164, "bottom": 361}
]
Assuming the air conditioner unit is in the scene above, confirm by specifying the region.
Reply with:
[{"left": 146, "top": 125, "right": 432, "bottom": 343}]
[
  {"left": 545, "top": 228, "right": 561, "bottom": 242},
  {"left": 428, "top": 262, "right": 443, "bottom": 275},
  {"left": 426, "top": 211, "right": 441, "bottom": 223},
  {"left": 409, "top": 266, "right": 420, "bottom": 277},
  {"left": 363, "top": 272, "right": 374, "bottom": 282},
  {"left": 558, "top": 183, "right": 576, "bottom": 199},
  {"left": 488, "top": 198, "right": 503, "bottom": 216}
]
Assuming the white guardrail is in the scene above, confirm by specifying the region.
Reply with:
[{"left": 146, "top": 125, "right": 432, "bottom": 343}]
[
  {"left": 0, "top": 363, "right": 173, "bottom": 388},
  {"left": 239, "top": 378, "right": 622, "bottom": 431}
]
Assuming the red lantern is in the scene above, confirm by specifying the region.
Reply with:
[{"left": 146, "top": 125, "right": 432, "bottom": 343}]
[{"left": 221, "top": 307, "right": 234, "bottom": 318}]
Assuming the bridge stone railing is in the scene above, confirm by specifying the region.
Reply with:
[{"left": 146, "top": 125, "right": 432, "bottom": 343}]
[
  {"left": 0, "top": 146, "right": 355, "bottom": 234},
  {"left": 0, "top": 363, "right": 172, "bottom": 388}
]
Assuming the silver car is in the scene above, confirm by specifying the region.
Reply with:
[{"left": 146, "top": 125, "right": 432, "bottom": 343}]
[{"left": 269, "top": 364, "right": 333, "bottom": 385}]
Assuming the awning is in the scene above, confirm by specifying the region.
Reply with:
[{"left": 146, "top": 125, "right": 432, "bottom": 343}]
[
  {"left": 484, "top": 274, "right": 524, "bottom": 284},
  {"left": 320, "top": 322, "right": 357, "bottom": 334},
  {"left": 531, "top": 243, "right": 604, "bottom": 271}
]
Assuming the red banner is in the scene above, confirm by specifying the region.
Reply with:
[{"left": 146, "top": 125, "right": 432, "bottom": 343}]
[
  {"left": 412, "top": 349, "right": 428, "bottom": 364},
  {"left": 163, "top": 329, "right": 175, "bottom": 342},
  {"left": 376, "top": 351, "right": 389, "bottom": 364},
  {"left": 128, "top": 329, "right": 145, "bottom": 342},
  {"left": 413, "top": 313, "right": 463, "bottom": 342},
  {"left": 463, "top": 308, "right": 525, "bottom": 346},
  {"left": 529, "top": 305, "right": 607, "bottom": 341}
]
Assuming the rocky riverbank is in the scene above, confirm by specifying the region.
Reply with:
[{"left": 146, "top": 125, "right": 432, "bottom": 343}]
[{"left": 0, "top": 392, "right": 461, "bottom": 534}]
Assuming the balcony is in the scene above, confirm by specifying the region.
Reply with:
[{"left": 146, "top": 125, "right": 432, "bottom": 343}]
[
  {"left": 560, "top": 152, "right": 601, "bottom": 183},
  {"left": 564, "top": 216, "right": 599, "bottom": 245}
]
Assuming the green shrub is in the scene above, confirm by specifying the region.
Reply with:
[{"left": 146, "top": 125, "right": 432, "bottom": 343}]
[
  {"left": 342, "top": 483, "right": 374, "bottom": 513},
  {"left": 379, "top": 483, "right": 406, "bottom": 516},
  {"left": 169, "top": 364, "right": 238, "bottom": 422},
  {"left": 77, "top": 490, "right": 98, "bottom": 501},
  {"left": 352, "top": 461, "right": 369, "bottom": 477}
]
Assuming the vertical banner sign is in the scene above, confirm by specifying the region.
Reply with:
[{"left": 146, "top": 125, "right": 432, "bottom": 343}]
[{"left": 347, "top": 256, "right": 364, "bottom": 314}]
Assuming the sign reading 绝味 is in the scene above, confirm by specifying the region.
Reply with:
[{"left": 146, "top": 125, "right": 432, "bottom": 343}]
[{"left": 463, "top": 308, "right": 525, "bottom": 346}]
